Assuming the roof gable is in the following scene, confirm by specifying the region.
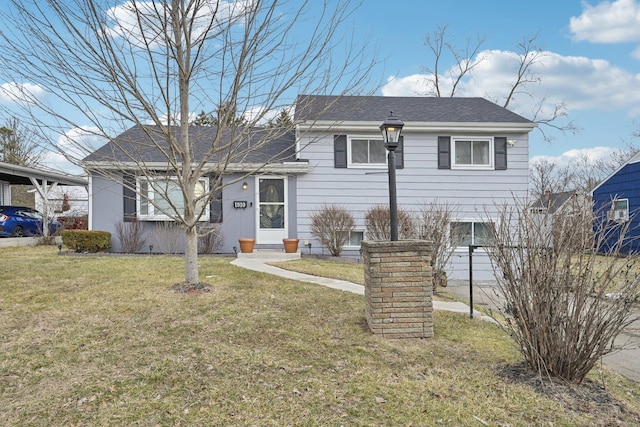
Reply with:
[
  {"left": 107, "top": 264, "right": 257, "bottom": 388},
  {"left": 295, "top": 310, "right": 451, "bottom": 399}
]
[
  {"left": 591, "top": 150, "right": 640, "bottom": 195},
  {"left": 530, "top": 191, "right": 579, "bottom": 214}
]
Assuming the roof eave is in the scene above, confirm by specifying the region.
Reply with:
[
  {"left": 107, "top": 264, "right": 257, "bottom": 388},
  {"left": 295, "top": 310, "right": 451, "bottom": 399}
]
[
  {"left": 82, "top": 161, "right": 311, "bottom": 174},
  {"left": 0, "top": 161, "right": 87, "bottom": 186},
  {"left": 297, "top": 120, "right": 538, "bottom": 133}
]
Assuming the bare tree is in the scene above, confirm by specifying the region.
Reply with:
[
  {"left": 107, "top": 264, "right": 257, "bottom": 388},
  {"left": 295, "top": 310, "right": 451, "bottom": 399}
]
[
  {"left": 0, "top": 117, "right": 45, "bottom": 167},
  {"left": 0, "top": 0, "right": 373, "bottom": 286},
  {"left": 485, "top": 198, "right": 640, "bottom": 383},
  {"left": 421, "top": 25, "right": 487, "bottom": 98},
  {"left": 529, "top": 158, "right": 574, "bottom": 200},
  {"left": 422, "top": 27, "right": 577, "bottom": 141}
]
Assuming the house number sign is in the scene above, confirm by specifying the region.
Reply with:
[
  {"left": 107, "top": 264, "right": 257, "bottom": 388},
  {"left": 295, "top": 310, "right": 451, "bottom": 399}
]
[{"left": 233, "top": 200, "right": 248, "bottom": 209}]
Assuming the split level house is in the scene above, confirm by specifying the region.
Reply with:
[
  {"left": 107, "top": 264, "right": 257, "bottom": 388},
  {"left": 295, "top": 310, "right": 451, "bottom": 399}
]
[{"left": 83, "top": 95, "right": 536, "bottom": 280}]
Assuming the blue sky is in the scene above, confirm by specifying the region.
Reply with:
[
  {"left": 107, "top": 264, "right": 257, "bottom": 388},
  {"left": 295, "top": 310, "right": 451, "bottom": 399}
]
[
  {"left": 2, "top": 0, "right": 640, "bottom": 173},
  {"left": 351, "top": 0, "right": 640, "bottom": 163}
]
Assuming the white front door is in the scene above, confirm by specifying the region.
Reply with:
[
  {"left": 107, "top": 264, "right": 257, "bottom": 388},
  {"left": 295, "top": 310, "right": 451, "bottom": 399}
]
[{"left": 256, "top": 176, "right": 287, "bottom": 244}]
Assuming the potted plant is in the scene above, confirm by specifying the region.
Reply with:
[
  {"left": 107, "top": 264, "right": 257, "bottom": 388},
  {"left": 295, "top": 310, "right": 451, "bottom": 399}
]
[
  {"left": 238, "top": 238, "right": 255, "bottom": 253},
  {"left": 282, "top": 238, "right": 299, "bottom": 253}
]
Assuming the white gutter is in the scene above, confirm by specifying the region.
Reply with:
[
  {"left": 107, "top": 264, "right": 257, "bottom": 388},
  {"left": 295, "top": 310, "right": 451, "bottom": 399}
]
[
  {"left": 82, "top": 161, "right": 311, "bottom": 174},
  {"left": 297, "top": 120, "right": 538, "bottom": 134}
]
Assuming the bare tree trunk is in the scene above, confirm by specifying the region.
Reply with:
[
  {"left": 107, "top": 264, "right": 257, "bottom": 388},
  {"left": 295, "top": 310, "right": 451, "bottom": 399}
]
[{"left": 184, "top": 226, "right": 199, "bottom": 284}]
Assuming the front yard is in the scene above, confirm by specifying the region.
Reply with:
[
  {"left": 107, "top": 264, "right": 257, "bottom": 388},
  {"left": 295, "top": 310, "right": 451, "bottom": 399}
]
[{"left": 1, "top": 246, "right": 639, "bottom": 426}]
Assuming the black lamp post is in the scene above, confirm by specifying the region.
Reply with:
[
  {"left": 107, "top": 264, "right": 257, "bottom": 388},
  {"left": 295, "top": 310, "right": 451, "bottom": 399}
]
[{"left": 379, "top": 112, "right": 404, "bottom": 241}]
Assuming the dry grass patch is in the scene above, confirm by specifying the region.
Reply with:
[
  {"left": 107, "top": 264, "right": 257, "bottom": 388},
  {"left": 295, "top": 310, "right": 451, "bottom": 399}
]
[
  {"left": 1, "top": 246, "right": 639, "bottom": 426},
  {"left": 270, "top": 255, "right": 365, "bottom": 285}
]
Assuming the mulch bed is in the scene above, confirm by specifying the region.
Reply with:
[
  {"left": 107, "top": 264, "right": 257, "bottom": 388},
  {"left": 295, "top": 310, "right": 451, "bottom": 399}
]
[
  {"left": 498, "top": 362, "right": 640, "bottom": 425},
  {"left": 167, "top": 282, "right": 211, "bottom": 294}
]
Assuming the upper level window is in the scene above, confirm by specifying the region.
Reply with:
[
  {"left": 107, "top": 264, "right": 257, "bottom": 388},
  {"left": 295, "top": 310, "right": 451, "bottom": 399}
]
[
  {"left": 137, "top": 176, "right": 209, "bottom": 221},
  {"left": 452, "top": 138, "right": 493, "bottom": 169},
  {"left": 349, "top": 138, "right": 386, "bottom": 167}
]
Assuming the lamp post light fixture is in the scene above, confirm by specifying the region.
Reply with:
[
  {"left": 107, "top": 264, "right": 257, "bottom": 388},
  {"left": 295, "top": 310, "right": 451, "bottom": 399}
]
[{"left": 379, "top": 111, "right": 404, "bottom": 241}]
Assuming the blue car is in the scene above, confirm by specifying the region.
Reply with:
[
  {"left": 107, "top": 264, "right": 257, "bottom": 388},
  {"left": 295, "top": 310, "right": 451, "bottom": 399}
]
[{"left": 0, "top": 206, "right": 62, "bottom": 237}]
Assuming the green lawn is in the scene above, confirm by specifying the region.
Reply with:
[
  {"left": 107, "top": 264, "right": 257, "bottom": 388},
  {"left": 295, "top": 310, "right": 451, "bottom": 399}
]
[{"left": 1, "top": 246, "right": 639, "bottom": 426}]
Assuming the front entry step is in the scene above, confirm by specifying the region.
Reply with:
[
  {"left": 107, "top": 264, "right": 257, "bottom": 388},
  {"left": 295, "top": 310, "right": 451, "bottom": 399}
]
[{"left": 236, "top": 250, "right": 301, "bottom": 261}]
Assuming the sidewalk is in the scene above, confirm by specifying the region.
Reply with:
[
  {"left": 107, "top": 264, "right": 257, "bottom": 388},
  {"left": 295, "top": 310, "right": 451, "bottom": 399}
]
[{"left": 230, "top": 251, "right": 489, "bottom": 320}]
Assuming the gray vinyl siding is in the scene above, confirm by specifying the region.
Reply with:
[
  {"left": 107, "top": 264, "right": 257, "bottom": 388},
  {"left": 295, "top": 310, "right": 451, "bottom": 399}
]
[
  {"left": 89, "top": 172, "right": 297, "bottom": 254},
  {"left": 0, "top": 181, "right": 10, "bottom": 204},
  {"left": 296, "top": 131, "right": 529, "bottom": 280}
]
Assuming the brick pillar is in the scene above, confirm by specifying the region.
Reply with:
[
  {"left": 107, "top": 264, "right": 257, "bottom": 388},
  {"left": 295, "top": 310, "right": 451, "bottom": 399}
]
[{"left": 362, "top": 240, "right": 433, "bottom": 339}]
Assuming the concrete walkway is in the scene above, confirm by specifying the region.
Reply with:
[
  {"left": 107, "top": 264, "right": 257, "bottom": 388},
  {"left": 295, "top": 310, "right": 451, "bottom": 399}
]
[
  {"left": 231, "top": 251, "right": 640, "bottom": 383},
  {"left": 230, "top": 250, "right": 488, "bottom": 320}
]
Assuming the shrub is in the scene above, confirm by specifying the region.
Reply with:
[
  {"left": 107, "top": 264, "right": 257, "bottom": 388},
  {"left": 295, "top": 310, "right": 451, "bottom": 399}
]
[
  {"left": 198, "top": 224, "right": 224, "bottom": 254},
  {"left": 364, "top": 204, "right": 416, "bottom": 241},
  {"left": 114, "top": 219, "right": 146, "bottom": 253},
  {"left": 310, "top": 205, "right": 355, "bottom": 257},
  {"left": 152, "top": 221, "right": 182, "bottom": 254},
  {"left": 58, "top": 215, "right": 88, "bottom": 230},
  {"left": 417, "top": 201, "right": 459, "bottom": 292},
  {"left": 62, "top": 230, "right": 112, "bottom": 253},
  {"left": 485, "top": 199, "right": 640, "bottom": 383}
]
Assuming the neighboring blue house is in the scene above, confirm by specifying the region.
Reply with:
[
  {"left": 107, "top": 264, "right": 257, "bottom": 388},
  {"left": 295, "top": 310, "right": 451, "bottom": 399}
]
[
  {"left": 83, "top": 95, "right": 536, "bottom": 280},
  {"left": 592, "top": 152, "right": 640, "bottom": 254}
]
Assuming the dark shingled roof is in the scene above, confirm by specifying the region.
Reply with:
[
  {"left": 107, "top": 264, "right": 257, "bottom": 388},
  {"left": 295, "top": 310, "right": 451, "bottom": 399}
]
[
  {"left": 530, "top": 191, "right": 577, "bottom": 214},
  {"left": 294, "top": 95, "right": 533, "bottom": 124},
  {"left": 84, "top": 125, "right": 296, "bottom": 164}
]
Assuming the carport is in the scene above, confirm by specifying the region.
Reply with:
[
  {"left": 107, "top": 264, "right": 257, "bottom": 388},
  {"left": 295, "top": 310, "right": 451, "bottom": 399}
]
[{"left": 0, "top": 161, "right": 87, "bottom": 236}]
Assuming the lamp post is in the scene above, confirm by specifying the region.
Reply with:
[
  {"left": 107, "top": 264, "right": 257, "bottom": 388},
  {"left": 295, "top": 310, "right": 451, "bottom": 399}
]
[{"left": 380, "top": 112, "right": 404, "bottom": 241}]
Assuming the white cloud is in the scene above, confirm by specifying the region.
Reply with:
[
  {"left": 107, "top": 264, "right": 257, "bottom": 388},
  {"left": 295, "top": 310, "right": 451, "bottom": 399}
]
[
  {"left": 381, "top": 75, "right": 432, "bottom": 97},
  {"left": 106, "top": 0, "right": 249, "bottom": 48},
  {"left": 381, "top": 49, "right": 640, "bottom": 118},
  {"left": 531, "top": 146, "right": 615, "bottom": 166},
  {"left": 570, "top": 0, "right": 640, "bottom": 43},
  {"left": 41, "top": 151, "right": 85, "bottom": 175},
  {"left": 0, "top": 82, "right": 46, "bottom": 105},
  {"left": 42, "top": 126, "right": 105, "bottom": 174}
]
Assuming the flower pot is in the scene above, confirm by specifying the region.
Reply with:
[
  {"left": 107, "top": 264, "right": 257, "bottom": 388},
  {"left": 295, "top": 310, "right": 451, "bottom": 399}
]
[
  {"left": 283, "top": 238, "right": 299, "bottom": 253},
  {"left": 238, "top": 238, "right": 255, "bottom": 253}
]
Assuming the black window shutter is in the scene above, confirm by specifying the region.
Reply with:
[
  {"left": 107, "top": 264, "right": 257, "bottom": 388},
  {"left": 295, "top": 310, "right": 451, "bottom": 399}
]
[
  {"left": 123, "top": 174, "right": 136, "bottom": 222},
  {"left": 495, "top": 137, "right": 507, "bottom": 170},
  {"left": 438, "top": 136, "right": 451, "bottom": 169},
  {"left": 395, "top": 136, "right": 404, "bottom": 169},
  {"left": 209, "top": 176, "right": 223, "bottom": 223},
  {"left": 334, "top": 135, "right": 347, "bottom": 168}
]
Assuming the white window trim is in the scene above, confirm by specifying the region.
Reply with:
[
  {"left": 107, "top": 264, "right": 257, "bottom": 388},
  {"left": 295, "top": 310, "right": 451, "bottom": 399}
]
[
  {"left": 344, "top": 229, "right": 365, "bottom": 248},
  {"left": 451, "top": 136, "right": 494, "bottom": 170},
  {"left": 136, "top": 176, "right": 210, "bottom": 221},
  {"left": 450, "top": 219, "right": 494, "bottom": 250},
  {"left": 609, "top": 198, "right": 629, "bottom": 222},
  {"left": 347, "top": 135, "right": 387, "bottom": 169}
]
